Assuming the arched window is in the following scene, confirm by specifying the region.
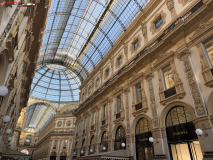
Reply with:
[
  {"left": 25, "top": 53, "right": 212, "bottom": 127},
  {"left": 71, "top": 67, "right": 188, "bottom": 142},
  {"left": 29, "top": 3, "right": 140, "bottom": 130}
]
[
  {"left": 114, "top": 126, "right": 126, "bottom": 150},
  {"left": 73, "top": 141, "right": 78, "bottom": 156},
  {"left": 24, "top": 135, "right": 32, "bottom": 146},
  {"left": 81, "top": 139, "right": 86, "bottom": 156},
  {"left": 100, "top": 131, "right": 108, "bottom": 152},
  {"left": 166, "top": 106, "right": 192, "bottom": 127},
  {"left": 89, "top": 136, "right": 95, "bottom": 154},
  {"left": 136, "top": 118, "right": 150, "bottom": 134}
]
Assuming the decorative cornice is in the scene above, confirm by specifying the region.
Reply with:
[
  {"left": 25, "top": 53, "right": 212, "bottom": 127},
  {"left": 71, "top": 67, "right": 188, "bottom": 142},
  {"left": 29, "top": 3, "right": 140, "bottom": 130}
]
[
  {"left": 112, "top": 86, "right": 123, "bottom": 96},
  {"left": 129, "top": 72, "right": 143, "bottom": 86}
]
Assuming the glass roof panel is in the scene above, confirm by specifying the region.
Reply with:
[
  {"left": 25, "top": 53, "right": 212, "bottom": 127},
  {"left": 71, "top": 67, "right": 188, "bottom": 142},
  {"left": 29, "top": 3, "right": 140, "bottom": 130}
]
[
  {"left": 38, "top": 0, "right": 150, "bottom": 81},
  {"left": 30, "top": 65, "right": 80, "bottom": 102}
]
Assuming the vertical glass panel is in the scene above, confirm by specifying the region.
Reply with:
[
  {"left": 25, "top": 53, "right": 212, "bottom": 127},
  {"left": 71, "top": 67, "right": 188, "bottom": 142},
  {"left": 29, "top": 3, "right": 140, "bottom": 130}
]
[
  {"left": 92, "top": 111, "right": 96, "bottom": 125},
  {"left": 166, "top": 112, "right": 173, "bottom": 127},
  {"left": 162, "top": 65, "right": 175, "bottom": 89},
  {"left": 116, "top": 95, "right": 121, "bottom": 113},
  {"left": 145, "top": 147, "right": 153, "bottom": 160},
  {"left": 84, "top": 117, "right": 87, "bottom": 129},
  {"left": 171, "top": 108, "right": 179, "bottom": 126},
  {"left": 135, "top": 83, "right": 142, "bottom": 103},
  {"left": 177, "top": 107, "right": 186, "bottom": 124},
  {"left": 103, "top": 104, "right": 106, "bottom": 120},
  {"left": 64, "top": 140, "right": 68, "bottom": 147},
  {"left": 171, "top": 144, "right": 178, "bottom": 160},
  {"left": 134, "top": 41, "right": 139, "bottom": 50},
  {"left": 204, "top": 38, "right": 213, "bottom": 65},
  {"left": 190, "top": 141, "right": 203, "bottom": 160},
  {"left": 54, "top": 140, "right": 57, "bottom": 147},
  {"left": 136, "top": 118, "right": 150, "bottom": 134},
  {"left": 180, "top": 143, "right": 191, "bottom": 160}
]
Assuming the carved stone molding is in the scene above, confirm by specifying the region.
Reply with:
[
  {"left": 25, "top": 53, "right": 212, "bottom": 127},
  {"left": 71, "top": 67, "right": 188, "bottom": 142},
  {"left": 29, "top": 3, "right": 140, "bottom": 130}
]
[
  {"left": 193, "top": 116, "right": 212, "bottom": 130},
  {"left": 166, "top": 0, "right": 177, "bottom": 19},
  {"left": 129, "top": 72, "right": 143, "bottom": 85},
  {"left": 150, "top": 11, "right": 166, "bottom": 35},
  {"left": 189, "top": 20, "right": 213, "bottom": 41},
  {"left": 180, "top": 50, "right": 206, "bottom": 116},
  {"left": 151, "top": 128, "right": 161, "bottom": 139},
  {"left": 178, "top": 0, "right": 193, "bottom": 6},
  {"left": 141, "top": 23, "right": 148, "bottom": 44},
  {"left": 148, "top": 79, "right": 159, "bottom": 127}
]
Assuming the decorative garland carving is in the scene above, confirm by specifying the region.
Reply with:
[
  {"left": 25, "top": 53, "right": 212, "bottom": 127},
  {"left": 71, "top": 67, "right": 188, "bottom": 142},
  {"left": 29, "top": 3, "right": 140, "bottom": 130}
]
[
  {"left": 166, "top": 0, "right": 177, "bottom": 19},
  {"left": 141, "top": 23, "right": 148, "bottom": 44},
  {"left": 124, "top": 85, "right": 130, "bottom": 135},
  {"left": 147, "top": 76, "right": 159, "bottom": 127},
  {"left": 180, "top": 50, "right": 206, "bottom": 116},
  {"left": 178, "top": 0, "right": 193, "bottom": 6}
]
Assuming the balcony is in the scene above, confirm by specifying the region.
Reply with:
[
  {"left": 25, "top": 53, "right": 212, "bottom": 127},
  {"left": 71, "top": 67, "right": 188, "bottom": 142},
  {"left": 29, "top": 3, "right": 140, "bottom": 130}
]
[
  {"left": 135, "top": 102, "right": 142, "bottom": 111},
  {"left": 91, "top": 125, "right": 94, "bottom": 131},
  {"left": 102, "top": 119, "right": 105, "bottom": 125},
  {"left": 164, "top": 87, "right": 176, "bottom": 98},
  {"left": 116, "top": 112, "right": 121, "bottom": 119}
]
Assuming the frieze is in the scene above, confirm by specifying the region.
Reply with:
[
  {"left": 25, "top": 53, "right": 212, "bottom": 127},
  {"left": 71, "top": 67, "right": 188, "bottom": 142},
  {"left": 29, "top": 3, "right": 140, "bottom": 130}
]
[
  {"left": 153, "top": 51, "right": 175, "bottom": 67},
  {"left": 112, "top": 86, "right": 123, "bottom": 96},
  {"left": 178, "top": 0, "right": 193, "bottom": 6}
]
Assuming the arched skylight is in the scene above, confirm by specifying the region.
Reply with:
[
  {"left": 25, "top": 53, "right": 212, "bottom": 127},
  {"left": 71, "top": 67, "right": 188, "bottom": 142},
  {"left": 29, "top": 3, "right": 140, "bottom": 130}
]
[
  {"left": 38, "top": 0, "right": 150, "bottom": 81},
  {"left": 30, "top": 65, "right": 81, "bottom": 102},
  {"left": 23, "top": 103, "right": 56, "bottom": 133}
]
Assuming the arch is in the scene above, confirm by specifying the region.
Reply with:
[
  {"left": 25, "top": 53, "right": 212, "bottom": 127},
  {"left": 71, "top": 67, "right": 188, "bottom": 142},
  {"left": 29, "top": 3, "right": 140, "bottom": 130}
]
[
  {"left": 160, "top": 101, "right": 197, "bottom": 128},
  {"left": 207, "top": 90, "right": 213, "bottom": 115},
  {"left": 0, "top": 47, "right": 9, "bottom": 85},
  {"left": 27, "top": 101, "right": 58, "bottom": 111},
  {"left": 112, "top": 122, "right": 127, "bottom": 140},
  {"left": 131, "top": 114, "right": 153, "bottom": 135},
  {"left": 98, "top": 129, "right": 108, "bottom": 143}
]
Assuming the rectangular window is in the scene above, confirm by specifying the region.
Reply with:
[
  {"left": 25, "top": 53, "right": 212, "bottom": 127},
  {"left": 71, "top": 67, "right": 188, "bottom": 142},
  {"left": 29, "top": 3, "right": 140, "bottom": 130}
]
[
  {"left": 134, "top": 41, "right": 139, "bottom": 50},
  {"left": 162, "top": 65, "right": 175, "bottom": 89},
  {"left": 14, "top": 34, "right": 18, "bottom": 49},
  {"left": 155, "top": 17, "right": 163, "bottom": 29},
  {"left": 54, "top": 140, "right": 57, "bottom": 147},
  {"left": 203, "top": 38, "right": 213, "bottom": 66},
  {"left": 118, "top": 57, "right": 122, "bottom": 65},
  {"left": 116, "top": 95, "right": 121, "bottom": 113},
  {"left": 77, "top": 122, "right": 80, "bottom": 132},
  {"left": 64, "top": 140, "right": 68, "bottom": 147},
  {"left": 84, "top": 117, "right": 87, "bottom": 129},
  {"left": 103, "top": 104, "right": 106, "bottom": 120},
  {"left": 92, "top": 111, "right": 96, "bottom": 125},
  {"left": 135, "top": 83, "right": 142, "bottom": 103}
]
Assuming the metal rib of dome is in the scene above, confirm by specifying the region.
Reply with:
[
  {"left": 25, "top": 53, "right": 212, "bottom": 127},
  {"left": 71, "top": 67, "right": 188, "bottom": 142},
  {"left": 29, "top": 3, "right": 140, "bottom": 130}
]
[
  {"left": 39, "top": 0, "right": 150, "bottom": 81},
  {"left": 23, "top": 103, "right": 56, "bottom": 133},
  {"left": 30, "top": 65, "right": 80, "bottom": 102}
]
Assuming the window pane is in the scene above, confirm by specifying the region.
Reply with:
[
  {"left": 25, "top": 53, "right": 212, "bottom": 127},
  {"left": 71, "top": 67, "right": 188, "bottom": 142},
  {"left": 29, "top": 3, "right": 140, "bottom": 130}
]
[
  {"left": 163, "top": 66, "right": 175, "bottom": 89},
  {"left": 134, "top": 41, "right": 139, "bottom": 50},
  {"left": 103, "top": 105, "right": 106, "bottom": 120},
  {"left": 155, "top": 18, "right": 163, "bottom": 29},
  {"left": 116, "top": 95, "right": 121, "bottom": 113},
  {"left": 204, "top": 38, "right": 213, "bottom": 65},
  {"left": 135, "top": 83, "right": 142, "bottom": 103}
]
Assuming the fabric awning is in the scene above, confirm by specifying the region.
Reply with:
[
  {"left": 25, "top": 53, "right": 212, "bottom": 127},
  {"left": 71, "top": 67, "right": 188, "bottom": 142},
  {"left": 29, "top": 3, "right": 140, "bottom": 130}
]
[{"left": 2, "top": 147, "right": 31, "bottom": 158}]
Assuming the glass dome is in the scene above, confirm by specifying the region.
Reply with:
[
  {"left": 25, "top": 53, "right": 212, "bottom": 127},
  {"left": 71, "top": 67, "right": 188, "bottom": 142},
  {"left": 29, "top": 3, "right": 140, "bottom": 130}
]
[{"left": 30, "top": 65, "right": 81, "bottom": 102}]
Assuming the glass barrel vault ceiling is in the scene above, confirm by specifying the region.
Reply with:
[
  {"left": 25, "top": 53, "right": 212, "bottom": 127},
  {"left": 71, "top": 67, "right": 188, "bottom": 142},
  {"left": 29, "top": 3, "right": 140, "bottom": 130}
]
[
  {"left": 38, "top": 0, "right": 150, "bottom": 81},
  {"left": 30, "top": 65, "right": 80, "bottom": 102}
]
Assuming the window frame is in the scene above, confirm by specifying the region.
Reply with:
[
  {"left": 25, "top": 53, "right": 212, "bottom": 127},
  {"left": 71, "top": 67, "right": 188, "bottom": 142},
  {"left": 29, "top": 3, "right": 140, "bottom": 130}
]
[
  {"left": 134, "top": 83, "right": 142, "bottom": 104},
  {"left": 116, "top": 95, "right": 121, "bottom": 113},
  {"left": 161, "top": 64, "right": 175, "bottom": 90}
]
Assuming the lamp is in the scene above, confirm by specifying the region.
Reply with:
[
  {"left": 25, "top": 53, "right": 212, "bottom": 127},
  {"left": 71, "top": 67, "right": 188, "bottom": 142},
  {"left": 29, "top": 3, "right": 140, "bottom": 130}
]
[
  {"left": 195, "top": 128, "right": 208, "bottom": 140},
  {"left": 90, "top": 149, "right": 93, "bottom": 152},
  {"left": 121, "top": 143, "right": 125, "bottom": 147},
  {"left": 81, "top": 150, "right": 83, "bottom": 154},
  {"left": 8, "top": 137, "right": 12, "bottom": 141},
  {"left": 3, "top": 116, "right": 11, "bottom": 123},
  {"left": 6, "top": 129, "right": 11, "bottom": 134},
  {"left": 149, "top": 137, "right": 159, "bottom": 145},
  {"left": 103, "top": 146, "right": 106, "bottom": 150},
  {"left": 0, "top": 86, "right": 8, "bottom": 97},
  {"left": 9, "top": 142, "right": 12, "bottom": 145},
  {"left": 73, "top": 152, "right": 76, "bottom": 155}
]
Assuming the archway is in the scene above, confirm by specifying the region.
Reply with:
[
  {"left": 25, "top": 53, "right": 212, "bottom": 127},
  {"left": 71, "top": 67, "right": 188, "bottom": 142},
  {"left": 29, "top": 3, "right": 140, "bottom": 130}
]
[
  {"left": 89, "top": 135, "right": 95, "bottom": 154},
  {"left": 60, "top": 152, "right": 67, "bottom": 160},
  {"left": 0, "top": 47, "right": 9, "bottom": 85},
  {"left": 100, "top": 131, "right": 108, "bottom": 152},
  {"left": 50, "top": 151, "right": 57, "bottom": 160},
  {"left": 80, "top": 139, "right": 86, "bottom": 156},
  {"left": 135, "top": 118, "right": 154, "bottom": 160},
  {"left": 165, "top": 106, "right": 203, "bottom": 160},
  {"left": 114, "top": 125, "right": 126, "bottom": 150}
]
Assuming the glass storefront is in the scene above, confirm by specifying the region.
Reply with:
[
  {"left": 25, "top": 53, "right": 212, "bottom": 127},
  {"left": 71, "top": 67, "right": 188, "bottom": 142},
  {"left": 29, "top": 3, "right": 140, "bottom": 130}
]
[
  {"left": 135, "top": 118, "right": 153, "bottom": 160},
  {"left": 166, "top": 106, "right": 203, "bottom": 160}
]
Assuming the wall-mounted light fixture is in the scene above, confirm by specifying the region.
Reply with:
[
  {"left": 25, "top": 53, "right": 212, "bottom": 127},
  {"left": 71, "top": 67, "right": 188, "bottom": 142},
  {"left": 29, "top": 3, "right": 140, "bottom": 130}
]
[
  {"left": 149, "top": 137, "right": 159, "bottom": 145},
  {"left": 195, "top": 129, "right": 208, "bottom": 140}
]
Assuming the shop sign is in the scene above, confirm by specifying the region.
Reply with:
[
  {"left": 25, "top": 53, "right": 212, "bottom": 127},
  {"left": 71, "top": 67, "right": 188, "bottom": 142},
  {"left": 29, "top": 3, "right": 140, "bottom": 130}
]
[
  {"left": 166, "top": 122, "right": 198, "bottom": 143},
  {"left": 135, "top": 131, "right": 152, "bottom": 147}
]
